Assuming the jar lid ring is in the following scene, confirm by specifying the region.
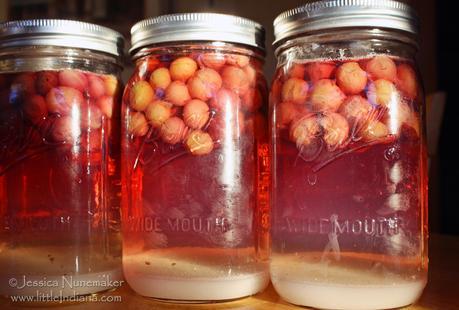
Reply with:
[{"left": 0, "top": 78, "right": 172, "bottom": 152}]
[
  {"left": 0, "top": 19, "right": 124, "bottom": 57},
  {"left": 273, "top": 0, "right": 419, "bottom": 46},
  {"left": 130, "top": 13, "right": 265, "bottom": 55}
]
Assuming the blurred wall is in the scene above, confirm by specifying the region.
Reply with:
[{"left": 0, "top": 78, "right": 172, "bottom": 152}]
[{"left": 0, "top": 1, "right": 7, "bottom": 20}]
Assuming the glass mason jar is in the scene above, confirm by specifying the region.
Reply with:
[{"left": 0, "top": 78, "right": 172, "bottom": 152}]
[
  {"left": 0, "top": 20, "right": 124, "bottom": 299},
  {"left": 122, "top": 13, "right": 270, "bottom": 301},
  {"left": 270, "top": 1, "right": 428, "bottom": 309}
]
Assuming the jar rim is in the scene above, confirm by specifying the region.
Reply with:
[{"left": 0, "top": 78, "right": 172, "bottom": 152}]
[
  {"left": 130, "top": 13, "right": 265, "bottom": 55},
  {"left": 273, "top": 0, "right": 419, "bottom": 47},
  {"left": 0, "top": 19, "right": 125, "bottom": 57},
  {"left": 131, "top": 41, "right": 266, "bottom": 63}
]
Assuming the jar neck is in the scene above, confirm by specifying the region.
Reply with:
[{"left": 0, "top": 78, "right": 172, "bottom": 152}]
[
  {"left": 274, "top": 28, "right": 418, "bottom": 65},
  {"left": 132, "top": 41, "right": 265, "bottom": 64},
  {"left": 0, "top": 46, "right": 122, "bottom": 75}
]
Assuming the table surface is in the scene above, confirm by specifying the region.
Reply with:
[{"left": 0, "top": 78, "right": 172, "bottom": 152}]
[{"left": 2, "top": 234, "right": 458, "bottom": 310}]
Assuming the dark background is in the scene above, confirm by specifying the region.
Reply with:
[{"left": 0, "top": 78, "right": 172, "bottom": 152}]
[
  {"left": 1, "top": 0, "right": 456, "bottom": 235},
  {"left": 437, "top": 1, "right": 458, "bottom": 235}
]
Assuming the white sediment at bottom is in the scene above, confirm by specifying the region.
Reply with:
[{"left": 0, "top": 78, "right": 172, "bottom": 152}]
[
  {"left": 270, "top": 252, "right": 426, "bottom": 310},
  {"left": 123, "top": 248, "right": 269, "bottom": 301},
  {"left": 271, "top": 278, "right": 426, "bottom": 310},
  {"left": 124, "top": 271, "right": 269, "bottom": 301}
]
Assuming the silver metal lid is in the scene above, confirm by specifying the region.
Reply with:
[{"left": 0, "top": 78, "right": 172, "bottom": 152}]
[
  {"left": 0, "top": 19, "right": 124, "bottom": 57},
  {"left": 130, "top": 13, "right": 265, "bottom": 55},
  {"left": 273, "top": 0, "right": 419, "bottom": 46}
]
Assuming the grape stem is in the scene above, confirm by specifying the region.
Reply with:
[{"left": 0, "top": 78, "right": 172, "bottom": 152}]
[{"left": 132, "top": 127, "right": 154, "bottom": 171}]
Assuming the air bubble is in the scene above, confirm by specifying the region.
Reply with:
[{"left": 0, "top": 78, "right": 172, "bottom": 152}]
[
  {"left": 307, "top": 173, "right": 317, "bottom": 186},
  {"left": 384, "top": 146, "right": 400, "bottom": 161}
]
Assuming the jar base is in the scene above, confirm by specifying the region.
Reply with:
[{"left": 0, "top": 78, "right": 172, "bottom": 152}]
[
  {"left": 125, "top": 271, "right": 269, "bottom": 301},
  {"left": 271, "top": 279, "right": 426, "bottom": 310},
  {"left": 124, "top": 246, "right": 269, "bottom": 301}
]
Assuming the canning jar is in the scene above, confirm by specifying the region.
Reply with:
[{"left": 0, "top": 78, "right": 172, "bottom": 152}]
[
  {"left": 0, "top": 20, "right": 124, "bottom": 299},
  {"left": 270, "top": 1, "right": 428, "bottom": 309},
  {"left": 122, "top": 13, "right": 269, "bottom": 301}
]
